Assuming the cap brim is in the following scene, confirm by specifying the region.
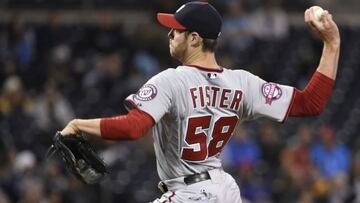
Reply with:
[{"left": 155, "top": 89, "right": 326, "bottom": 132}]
[{"left": 156, "top": 13, "right": 186, "bottom": 30}]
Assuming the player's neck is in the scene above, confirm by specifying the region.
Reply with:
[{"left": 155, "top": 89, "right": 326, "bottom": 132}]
[{"left": 182, "top": 50, "right": 220, "bottom": 70}]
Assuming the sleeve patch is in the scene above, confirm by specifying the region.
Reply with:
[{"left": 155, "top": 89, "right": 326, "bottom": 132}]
[
  {"left": 262, "top": 83, "right": 282, "bottom": 105},
  {"left": 135, "top": 84, "right": 158, "bottom": 101}
]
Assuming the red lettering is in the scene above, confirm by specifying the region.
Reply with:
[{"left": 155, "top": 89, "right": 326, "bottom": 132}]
[
  {"left": 211, "top": 87, "right": 220, "bottom": 107},
  {"left": 220, "top": 89, "right": 231, "bottom": 108},
  {"left": 208, "top": 116, "right": 238, "bottom": 157},
  {"left": 181, "top": 115, "right": 239, "bottom": 161},
  {"left": 190, "top": 88, "right": 197, "bottom": 108},
  {"left": 199, "top": 86, "right": 205, "bottom": 108},
  {"left": 181, "top": 116, "right": 211, "bottom": 161},
  {"left": 191, "top": 86, "right": 242, "bottom": 110},
  {"left": 230, "top": 90, "right": 243, "bottom": 110},
  {"left": 205, "top": 86, "right": 211, "bottom": 106}
]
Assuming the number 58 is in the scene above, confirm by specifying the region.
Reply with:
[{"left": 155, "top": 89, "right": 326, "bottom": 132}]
[{"left": 181, "top": 115, "right": 238, "bottom": 161}]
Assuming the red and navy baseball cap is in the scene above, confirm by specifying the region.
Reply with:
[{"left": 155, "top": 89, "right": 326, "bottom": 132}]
[{"left": 157, "top": 2, "right": 222, "bottom": 40}]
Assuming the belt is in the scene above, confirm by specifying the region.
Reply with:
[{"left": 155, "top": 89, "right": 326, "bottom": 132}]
[
  {"left": 158, "top": 171, "right": 211, "bottom": 193},
  {"left": 184, "top": 171, "right": 210, "bottom": 185}
]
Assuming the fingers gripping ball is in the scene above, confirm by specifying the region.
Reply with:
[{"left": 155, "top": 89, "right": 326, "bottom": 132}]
[
  {"left": 46, "top": 132, "right": 107, "bottom": 184},
  {"left": 313, "top": 6, "right": 325, "bottom": 21}
]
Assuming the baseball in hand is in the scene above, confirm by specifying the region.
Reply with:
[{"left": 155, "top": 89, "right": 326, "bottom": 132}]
[{"left": 313, "top": 6, "right": 324, "bottom": 21}]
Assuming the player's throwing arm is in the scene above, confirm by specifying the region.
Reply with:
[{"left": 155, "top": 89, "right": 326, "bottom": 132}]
[{"left": 305, "top": 6, "right": 340, "bottom": 79}]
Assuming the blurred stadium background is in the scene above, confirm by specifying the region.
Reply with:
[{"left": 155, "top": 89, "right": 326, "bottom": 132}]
[{"left": 0, "top": 0, "right": 359, "bottom": 202}]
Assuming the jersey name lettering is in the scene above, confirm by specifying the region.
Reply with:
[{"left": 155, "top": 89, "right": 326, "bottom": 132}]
[{"left": 190, "top": 86, "right": 243, "bottom": 111}]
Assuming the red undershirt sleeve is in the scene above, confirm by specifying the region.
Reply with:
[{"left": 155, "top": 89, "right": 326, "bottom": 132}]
[
  {"left": 100, "top": 108, "right": 155, "bottom": 140},
  {"left": 288, "top": 71, "right": 335, "bottom": 117}
]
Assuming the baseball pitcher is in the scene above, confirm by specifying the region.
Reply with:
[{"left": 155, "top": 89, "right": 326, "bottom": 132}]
[{"left": 60, "top": 2, "right": 340, "bottom": 203}]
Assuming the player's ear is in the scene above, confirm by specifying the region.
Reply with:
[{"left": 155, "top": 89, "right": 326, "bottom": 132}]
[{"left": 188, "top": 32, "right": 202, "bottom": 48}]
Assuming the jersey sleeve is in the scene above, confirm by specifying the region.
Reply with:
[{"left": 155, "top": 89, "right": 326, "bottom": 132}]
[
  {"left": 123, "top": 69, "right": 174, "bottom": 123},
  {"left": 242, "top": 71, "right": 295, "bottom": 122}
]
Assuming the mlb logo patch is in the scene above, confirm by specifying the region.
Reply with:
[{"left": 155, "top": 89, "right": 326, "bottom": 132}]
[{"left": 207, "top": 73, "right": 217, "bottom": 79}]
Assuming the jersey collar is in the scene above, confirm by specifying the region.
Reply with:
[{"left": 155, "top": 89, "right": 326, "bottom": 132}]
[{"left": 184, "top": 64, "right": 224, "bottom": 73}]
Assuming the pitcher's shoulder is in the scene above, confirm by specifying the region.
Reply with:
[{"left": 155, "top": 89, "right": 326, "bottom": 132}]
[
  {"left": 161, "top": 66, "right": 195, "bottom": 77},
  {"left": 152, "top": 68, "right": 177, "bottom": 80},
  {"left": 227, "top": 68, "right": 251, "bottom": 74},
  {"left": 225, "top": 68, "right": 256, "bottom": 78}
]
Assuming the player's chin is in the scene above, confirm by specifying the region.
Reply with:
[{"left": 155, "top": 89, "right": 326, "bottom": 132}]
[
  {"left": 169, "top": 49, "right": 176, "bottom": 58},
  {"left": 170, "top": 51, "right": 180, "bottom": 61},
  {"left": 170, "top": 47, "right": 185, "bottom": 61}
]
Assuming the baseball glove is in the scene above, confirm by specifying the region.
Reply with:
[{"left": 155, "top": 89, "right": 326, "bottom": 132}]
[{"left": 46, "top": 131, "right": 107, "bottom": 184}]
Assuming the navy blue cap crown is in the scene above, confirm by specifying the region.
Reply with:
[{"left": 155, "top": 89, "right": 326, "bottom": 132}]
[{"left": 157, "top": 2, "right": 222, "bottom": 39}]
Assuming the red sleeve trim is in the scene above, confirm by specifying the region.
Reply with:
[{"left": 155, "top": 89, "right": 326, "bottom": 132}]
[
  {"left": 100, "top": 108, "right": 155, "bottom": 140},
  {"left": 281, "top": 88, "right": 296, "bottom": 123},
  {"left": 289, "top": 71, "right": 335, "bottom": 117}
]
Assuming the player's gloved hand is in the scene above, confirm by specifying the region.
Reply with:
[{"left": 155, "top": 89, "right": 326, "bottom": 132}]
[
  {"left": 304, "top": 6, "right": 340, "bottom": 46},
  {"left": 46, "top": 131, "right": 107, "bottom": 184}
]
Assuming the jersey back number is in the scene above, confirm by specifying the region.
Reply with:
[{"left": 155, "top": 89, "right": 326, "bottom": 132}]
[{"left": 181, "top": 115, "right": 238, "bottom": 161}]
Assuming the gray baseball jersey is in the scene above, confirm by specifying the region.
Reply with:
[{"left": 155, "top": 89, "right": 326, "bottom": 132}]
[{"left": 124, "top": 65, "right": 294, "bottom": 181}]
